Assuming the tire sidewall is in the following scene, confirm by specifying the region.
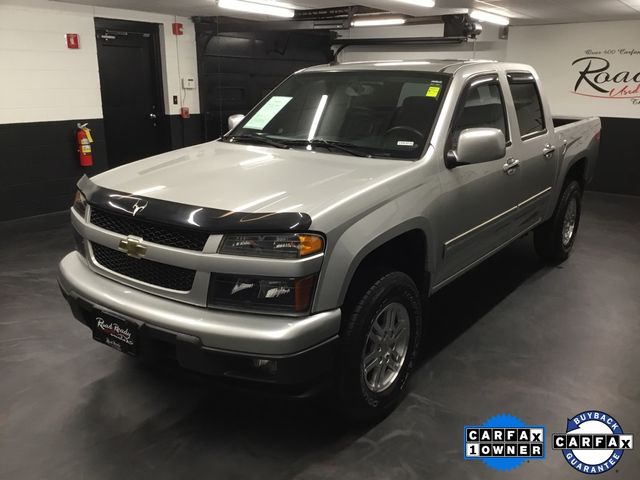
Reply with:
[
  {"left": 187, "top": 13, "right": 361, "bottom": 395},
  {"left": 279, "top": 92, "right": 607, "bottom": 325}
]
[
  {"left": 338, "top": 272, "right": 422, "bottom": 418},
  {"left": 555, "top": 181, "right": 582, "bottom": 255}
]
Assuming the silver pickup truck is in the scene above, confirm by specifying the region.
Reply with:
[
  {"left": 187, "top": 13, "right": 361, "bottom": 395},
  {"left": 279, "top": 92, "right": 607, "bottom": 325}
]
[{"left": 58, "top": 59, "right": 600, "bottom": 420}]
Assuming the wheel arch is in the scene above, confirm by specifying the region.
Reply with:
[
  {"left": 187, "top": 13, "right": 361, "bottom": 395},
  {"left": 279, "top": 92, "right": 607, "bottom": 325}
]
[
  {"left": 313, "top": 217, "right": 433, "bottom": 312},
  {"left": 563, "top": 156, "right": 588, "bottom": 190}
]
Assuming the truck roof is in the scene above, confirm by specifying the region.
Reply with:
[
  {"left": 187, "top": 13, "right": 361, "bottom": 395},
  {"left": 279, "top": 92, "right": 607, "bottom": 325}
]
[{"left": 302, "top": 58, "right": 500, "bottom": 75}]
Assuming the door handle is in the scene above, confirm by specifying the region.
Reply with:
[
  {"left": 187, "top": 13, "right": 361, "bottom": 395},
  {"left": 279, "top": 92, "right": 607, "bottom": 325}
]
[
  {"left": 149, "top": 113, "right": 157, "bottom": 119},
  {"left": 503, "top": 158, "right": 520, "bottom": 175},
  {"left": 543, "top": 144, "right": 556, "bottom": 157}
]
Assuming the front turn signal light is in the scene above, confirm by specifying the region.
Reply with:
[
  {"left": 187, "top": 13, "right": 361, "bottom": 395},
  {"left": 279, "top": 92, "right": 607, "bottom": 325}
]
[{"left": 298, "top": 234, "right": 324, "bottom": 257}]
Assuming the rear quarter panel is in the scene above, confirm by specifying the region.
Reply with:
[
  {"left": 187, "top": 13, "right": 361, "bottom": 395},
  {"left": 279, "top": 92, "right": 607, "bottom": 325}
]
[{"left": 548, "top": 117, "right": 601, "bottom": 216}]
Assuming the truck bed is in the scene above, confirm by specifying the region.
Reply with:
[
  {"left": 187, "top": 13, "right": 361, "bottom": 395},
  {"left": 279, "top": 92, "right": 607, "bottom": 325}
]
[{"left": 553, "top": 117, "right": 585, "bottom": 128}]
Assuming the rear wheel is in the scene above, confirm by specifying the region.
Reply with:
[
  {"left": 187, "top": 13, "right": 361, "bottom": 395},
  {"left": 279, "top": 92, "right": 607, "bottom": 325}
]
[
  {"left": 335, "top": 271, "right": 422, "bottom": 422},
  {"left": 534, "top": 180, "right": 582, "bottom": 262}
]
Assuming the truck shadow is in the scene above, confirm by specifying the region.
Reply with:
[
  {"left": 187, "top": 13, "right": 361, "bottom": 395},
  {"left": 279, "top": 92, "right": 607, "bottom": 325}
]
[{"left": 420, "top": 234, "right": 549, "bottom": 363}]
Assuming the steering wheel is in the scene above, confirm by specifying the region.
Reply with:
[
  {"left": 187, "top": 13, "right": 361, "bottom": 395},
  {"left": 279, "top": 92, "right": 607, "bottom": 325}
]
[{"left": 382, "top": 126, "right": 425, "bottom": 148}]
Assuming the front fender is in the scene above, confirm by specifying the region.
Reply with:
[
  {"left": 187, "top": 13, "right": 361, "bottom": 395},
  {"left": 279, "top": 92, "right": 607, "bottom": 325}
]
[{"left": 312, "top": 186, "right": 435, "bottom": 312}]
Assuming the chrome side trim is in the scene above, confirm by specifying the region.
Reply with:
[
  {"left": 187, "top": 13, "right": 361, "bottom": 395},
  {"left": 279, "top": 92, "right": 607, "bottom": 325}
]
[
  {"left": 518, "top": 187, "right": 552, "bottom": 209},
  {"left": 444, "top": 206, "right": 518, "bottom": 247},
  {"left": 433, "top": 217, "right": 543, "bottom": 292},
  {"left": 443, "top": 187, "right": 552, "bottom": 248}
]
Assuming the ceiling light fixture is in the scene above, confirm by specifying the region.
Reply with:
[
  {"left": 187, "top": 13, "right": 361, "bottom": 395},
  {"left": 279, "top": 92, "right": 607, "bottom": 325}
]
[
  {"left": 351, "top": 17, "right": 407, "bottom": 27},
  {"left": 469, "top": 9, "right": 510, "bottom": 25},
  {"left": 218, "top": 0, "right": 295, "bottom": 18},
  {"left": 395, "top": 0, "right": 436, "bottom": 7}
]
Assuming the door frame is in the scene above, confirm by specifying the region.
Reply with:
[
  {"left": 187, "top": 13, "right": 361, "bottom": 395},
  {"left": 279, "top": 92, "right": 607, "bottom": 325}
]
[{"left": 94, "top": 17, "right": 168, "bottom": 167}]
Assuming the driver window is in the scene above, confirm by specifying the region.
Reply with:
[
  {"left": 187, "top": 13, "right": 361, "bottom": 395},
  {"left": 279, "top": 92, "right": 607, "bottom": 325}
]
[{"left": 449, "top": 79, "right": 508, "bottom": 149}]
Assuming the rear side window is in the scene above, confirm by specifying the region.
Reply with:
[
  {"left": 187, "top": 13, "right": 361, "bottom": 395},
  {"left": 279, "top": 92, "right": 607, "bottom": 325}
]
[
  {"left": 508, "top": 79, "right": 545, "bottom": 138},
  {"left": 449, "top": 77, "right": 508, "bottom": 149}
]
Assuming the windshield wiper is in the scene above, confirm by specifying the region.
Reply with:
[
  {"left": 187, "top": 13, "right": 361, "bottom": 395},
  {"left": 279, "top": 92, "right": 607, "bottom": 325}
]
[
  {"left": 224, "top": 134, "right": 289, "bottom": 149},
  {"left": 283, "top": 138, "right": 370, "bottom": 157}
]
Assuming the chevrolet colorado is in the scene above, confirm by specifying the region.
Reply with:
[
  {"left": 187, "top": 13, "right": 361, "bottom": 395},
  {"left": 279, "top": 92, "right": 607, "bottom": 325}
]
[{"left": 58, "top": 59, "right": 600, "bottom": 420}]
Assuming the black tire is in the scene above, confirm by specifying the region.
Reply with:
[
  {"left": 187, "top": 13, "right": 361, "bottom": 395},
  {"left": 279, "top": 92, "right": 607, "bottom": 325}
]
[
  {"left": 334, "top": 271, "right": 422, "bottom": 422},
  {"left": 534, "top": 180, "right": 582, "bottom": 262}
]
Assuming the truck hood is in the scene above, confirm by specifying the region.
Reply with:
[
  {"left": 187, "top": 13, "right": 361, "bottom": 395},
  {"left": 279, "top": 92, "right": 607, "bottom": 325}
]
[{"left": 90, "top": 141, "right": 422, "bottom": 227}]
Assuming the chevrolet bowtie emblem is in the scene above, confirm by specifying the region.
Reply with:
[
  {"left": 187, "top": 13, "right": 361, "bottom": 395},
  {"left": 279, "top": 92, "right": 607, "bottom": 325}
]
[{"left": 118, "top": 235, "right": 147, "bottom": 259}]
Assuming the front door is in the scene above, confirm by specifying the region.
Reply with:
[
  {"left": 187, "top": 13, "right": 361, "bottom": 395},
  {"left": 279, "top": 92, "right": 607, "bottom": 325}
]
[
  {"left": 96, "top": 19, "right": 166, "bottom": 168},
  {"left": 435, "top": 74, "right": 521, "bottom": 285}
]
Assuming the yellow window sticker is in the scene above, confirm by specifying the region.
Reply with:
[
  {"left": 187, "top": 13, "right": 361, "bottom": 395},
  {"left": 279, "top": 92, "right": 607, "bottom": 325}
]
[{"left": 426, "top": 85, "right": 441, "bottom": 98}]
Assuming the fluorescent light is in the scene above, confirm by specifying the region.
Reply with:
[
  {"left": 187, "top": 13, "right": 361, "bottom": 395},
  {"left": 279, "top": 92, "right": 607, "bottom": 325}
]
[
  {"left": 308, "top": 94, "right": 328, "bottom": 141},
  {"left": 218, "top": 0, "right": 295, "bottom": 18},
  {"left": 352, "top": 17, "right": 406, "bottom": 27},
  {"left": 469, "top": 9, "right": 510, "bottom": 25},
  {"left": 395, "top": 0, "right": 435, "bottom": 7}
]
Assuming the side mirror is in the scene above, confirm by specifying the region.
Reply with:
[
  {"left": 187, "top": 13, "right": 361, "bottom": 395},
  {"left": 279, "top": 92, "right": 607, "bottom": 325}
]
[
  {"left": 227, "top": 114, "right": 245, "bottom": 131},
  {"left": 446, "top": 128, "right": 506, "bottom": 168}
]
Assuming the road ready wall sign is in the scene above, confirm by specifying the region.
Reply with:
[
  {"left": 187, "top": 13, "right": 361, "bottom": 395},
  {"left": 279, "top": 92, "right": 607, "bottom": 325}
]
[
  {"left": 572, "top": 52, "right": 640, "bottom": 102},
  {"left": 507, "top": 20, "right": 640, "bottom": 118}
]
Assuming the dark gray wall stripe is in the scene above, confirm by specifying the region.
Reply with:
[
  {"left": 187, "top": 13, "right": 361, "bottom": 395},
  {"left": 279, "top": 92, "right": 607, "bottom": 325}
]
[{"left": 0, "top": 115, "right": 203, "bottom": 221}]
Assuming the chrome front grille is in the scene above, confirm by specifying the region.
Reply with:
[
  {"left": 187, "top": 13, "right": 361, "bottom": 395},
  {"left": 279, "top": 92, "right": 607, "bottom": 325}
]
[{"left": 91, "top": 243, "right": 196, "bottom": 292}]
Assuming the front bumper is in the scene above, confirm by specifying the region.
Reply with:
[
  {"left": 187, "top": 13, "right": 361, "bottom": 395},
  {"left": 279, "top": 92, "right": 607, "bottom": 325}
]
[{"left": 58, "top": 252, "right": 341, "bottom": 384}]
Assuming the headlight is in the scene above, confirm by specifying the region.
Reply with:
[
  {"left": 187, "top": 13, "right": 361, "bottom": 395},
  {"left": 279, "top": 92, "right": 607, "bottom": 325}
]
[
  {"left": 72, "top": 190, "right": 87, "bottom": 217},
  {"left": 219, "top": 233, "right": 324, "bottom": 259},
  {"left": 208, "top": 274, "right": 317, "bottom": 314}
]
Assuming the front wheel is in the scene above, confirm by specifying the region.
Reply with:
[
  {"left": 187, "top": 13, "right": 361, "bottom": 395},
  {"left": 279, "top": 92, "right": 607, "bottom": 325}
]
[
  {"left": 334, "top": 271, "right": 422, "bottom": 422},
  {"left": 534, "top": 180, "right": 582, "bottom": 262}
]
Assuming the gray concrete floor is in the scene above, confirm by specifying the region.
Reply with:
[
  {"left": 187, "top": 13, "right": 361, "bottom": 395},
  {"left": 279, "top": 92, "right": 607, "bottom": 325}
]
[{"left": 0, "top": 192, "right": 638, "bottom": 480}]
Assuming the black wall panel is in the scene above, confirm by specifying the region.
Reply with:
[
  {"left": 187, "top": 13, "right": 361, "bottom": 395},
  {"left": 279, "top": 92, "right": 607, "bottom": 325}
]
[
  {"left": 0, "top": 115, "right": 204, "bottom": 222},
  {"left": 167, "top": 114, "right": 204, "bottom": 150},
  {"left": 0, "top": 119, "right": 108, "bottom": 221},
  {"left": 588, "top": 117, "right": 640, "bottom": 197}
]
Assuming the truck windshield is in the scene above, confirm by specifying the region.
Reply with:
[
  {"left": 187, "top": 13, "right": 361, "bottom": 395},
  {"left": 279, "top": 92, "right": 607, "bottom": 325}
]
[{"left": 226, "top": 70, "right": 450, "bottom": 159}]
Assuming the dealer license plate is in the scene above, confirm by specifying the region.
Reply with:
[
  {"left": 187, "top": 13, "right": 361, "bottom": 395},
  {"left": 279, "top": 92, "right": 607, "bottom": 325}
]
[{"left": 92, "top": 311, "right": 138, "bottom": 356}]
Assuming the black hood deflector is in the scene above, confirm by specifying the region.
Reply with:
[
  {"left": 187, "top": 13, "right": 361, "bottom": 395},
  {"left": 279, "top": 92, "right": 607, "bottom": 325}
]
[{"left": 78, "top": 176, "right": 313, "bottom": 233}]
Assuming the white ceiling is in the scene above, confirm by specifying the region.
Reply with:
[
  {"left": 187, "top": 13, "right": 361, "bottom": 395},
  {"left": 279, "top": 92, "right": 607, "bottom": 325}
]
[{"left": 55, "top": 0, "right": 640, "bottom": 25}]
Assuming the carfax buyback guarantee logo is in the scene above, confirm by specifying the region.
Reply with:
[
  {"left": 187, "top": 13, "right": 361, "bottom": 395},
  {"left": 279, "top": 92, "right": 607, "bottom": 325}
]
[
  {"left": 464, "top": 414, "right": 546, "bottom": 471},
  {"left": 554, "top": 410, "right": 634, "bottom": 474}
]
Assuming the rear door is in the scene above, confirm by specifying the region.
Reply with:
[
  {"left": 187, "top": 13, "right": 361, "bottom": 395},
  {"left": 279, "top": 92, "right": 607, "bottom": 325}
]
[
  {"left": 435, "top": 73, "right": 521, "bottom": 284},
  {"left": 505, "top": 72, "right": 557, "bottom": 233}
]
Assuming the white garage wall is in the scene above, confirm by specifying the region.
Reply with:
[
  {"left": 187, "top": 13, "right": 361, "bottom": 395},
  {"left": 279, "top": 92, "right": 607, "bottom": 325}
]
[
  {"left": 507, "top": 20, "right": 640, "bottom": 119},
  {"left": 0, "top": 0, "right": 200, "bottom": 125},
  {"left": 336, "top": 23, "right": 507, "bottom": 63}
]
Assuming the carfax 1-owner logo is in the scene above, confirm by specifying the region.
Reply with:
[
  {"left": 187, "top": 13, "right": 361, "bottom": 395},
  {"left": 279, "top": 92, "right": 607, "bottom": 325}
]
[
  {"left": 464, "top": 414, "right": 546, "bottom": 472},
  {"left": 553, "top": 410, "right": 634, "bottom": 474}
]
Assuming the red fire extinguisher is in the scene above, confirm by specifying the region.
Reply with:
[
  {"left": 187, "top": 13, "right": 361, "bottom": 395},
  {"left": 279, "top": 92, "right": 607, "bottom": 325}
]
[{"left": 76, "top": 123, "right": 94, "bottom": 167}]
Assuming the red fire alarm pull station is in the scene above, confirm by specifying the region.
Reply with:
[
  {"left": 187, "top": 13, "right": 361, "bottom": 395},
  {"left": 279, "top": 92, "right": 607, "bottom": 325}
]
[
  {"left": 172, "top": 23, "right": 183, "bottom": 35},
  {"left": 66, "top": 33, "right": 79, "bottom": 49}
]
